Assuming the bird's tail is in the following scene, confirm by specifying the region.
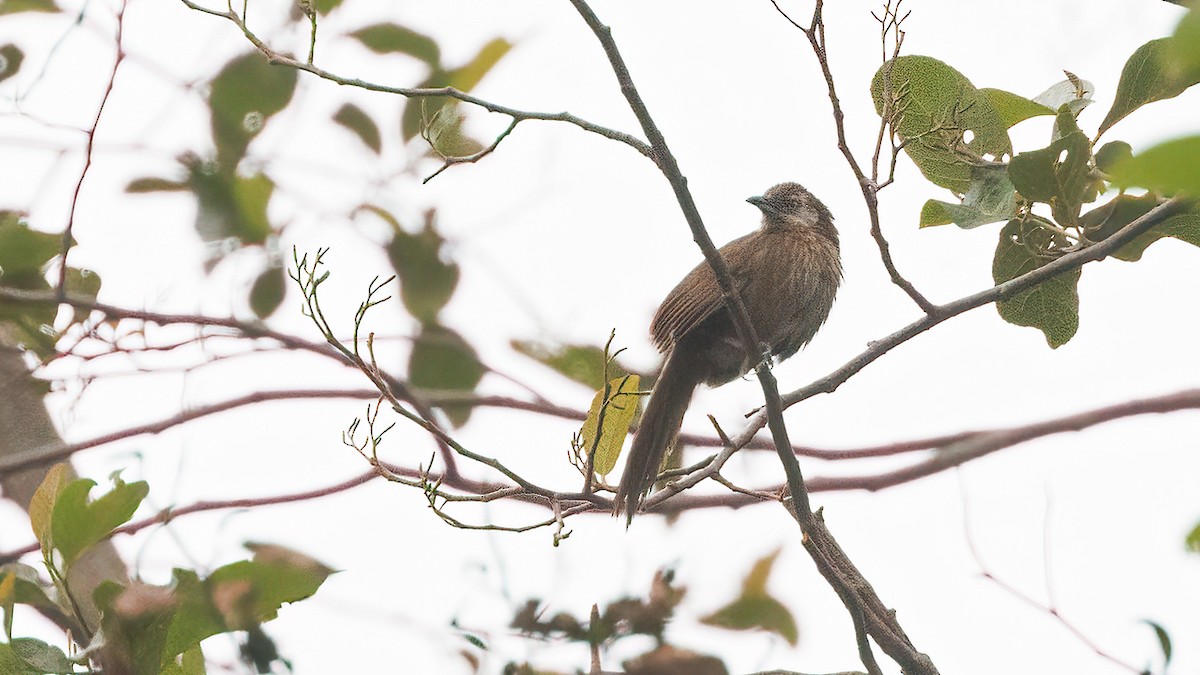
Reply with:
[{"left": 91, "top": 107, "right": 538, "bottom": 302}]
[{"left": 615, "top": 347, "right": 702, "bottom": 525}]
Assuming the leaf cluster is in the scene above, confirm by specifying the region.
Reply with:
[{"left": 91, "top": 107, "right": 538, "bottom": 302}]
[
  {"left": 0, "top": 466, "right": 333, "bottom": 674},
  {"left": 876, "top": 6, "right": 1200, "bottom": 347}
]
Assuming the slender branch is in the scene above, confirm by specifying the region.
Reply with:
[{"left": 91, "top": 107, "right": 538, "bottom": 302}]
[
  {"left": 783, "top": 197, "right": 1191, "bottom": 408},
  {"left": 177, "top": 0, "right": 653, "bottom": 161},
  {"left": 769, "top": 0, "right": 934, "bottom": 313},
  {"left": 57, "top": 0, "right": 129, "bottom": 299}
]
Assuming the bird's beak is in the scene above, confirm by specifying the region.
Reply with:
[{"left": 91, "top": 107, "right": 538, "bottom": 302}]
[{"left": 747, "top": 195, "right": 773, "bottom": 214}]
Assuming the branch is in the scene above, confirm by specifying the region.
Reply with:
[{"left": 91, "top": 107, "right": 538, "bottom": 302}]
[
  {"left": 177, "top": 0, "right": 653, "bottom": 163},
  {"left": 57, "top": 0, "right": 129, "bottom": 299},
  {"left": 770, "top": 0, "right": 934, "bottom": 313},
  {"left": 783, "top": 196, "right": 1191, "bottom": 408}
]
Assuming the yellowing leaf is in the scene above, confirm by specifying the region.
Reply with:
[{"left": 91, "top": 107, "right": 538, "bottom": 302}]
[{"left": 580, "top": 375, "right": 640, "bottom": 476}]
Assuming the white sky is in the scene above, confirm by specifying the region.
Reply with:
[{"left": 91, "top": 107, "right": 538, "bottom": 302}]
[{"left": 2, "top": 0, "right": 1199, "bottom": 673}]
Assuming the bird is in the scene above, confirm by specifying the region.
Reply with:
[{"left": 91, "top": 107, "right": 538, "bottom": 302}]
[{"left": 614, "top": 182, "right": 842, "bottom": 524}]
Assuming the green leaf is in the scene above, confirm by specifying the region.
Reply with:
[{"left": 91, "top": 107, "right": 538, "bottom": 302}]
[
  {"left": 1141, "top": 619, "right": 1172, "bottom": 666},
  {"left": 311, "top": 0, "right": 343, "bottom": 13},
  {"left": 399, "top": 37, "right": 510, "bottom": 142},
  {"left": 9, "top": 638, "right": 72, "bottom": 674},
  {"left": 95, "top": 578, "right": 187, "bottom": 675},
  {"left": 1110, "top": 135, "right": 1200, "bottom": 195},
  {"left": 185, "top": 160, "right": 275, "bottom": 246},
  {"left": 209, "top": 52, "right": 297, "bottom": 171},
  {"left": 0, "top": 643, "right": 38, "bottom": 675},
  {"left": 159, "top": 646, "right": 207, "bottom": 675},
  {"left": 919, "top": 164, "right": 1016, "bottom": 228},
  {"left": 1007, "top": 107, "right": 1093, "bottom": 225},
  {"left": 871, "top": 55, "right": 1011, "bottom": 193},
  {"left": 126, "top": 177, "right": 189, "bottom": 193},
  {"left": 992, "top": 218, "right": 1080, "bottom": 348},
  {"left": 0, "top": 212, "right": 61, "bottom": 289},
  {"left": 208, "top": 544, "right": 333, "bottom": 627},
  {"left": 64, "top": 267, "right": 101, "bottom": 299},
  {"left": 0, "top": 44, "right": 25, "bottom": 84},
  {"left": 249, "top": 266, "right": 285, "bottom": 318},
  {"left": 384, "top": 210, "right": 459, "bottom": 323},
  {"left": 581, "top": 375, "right": 641, "bottom": 476},
  {"left": 52, "top": 474, "right": 149, "bottom": 568},
  {"left": 409, "top": 324, "right": 485, "bottom": 427},
  {"left": 700, "top": 549, "right": 797, "bottom": 645},
  {"left": 1186, "top": 521, "right": 1200, "bottom": 553},
  {"left": 512, "top": 340, "right": 627, "bottom": 390},
  {"left": 1112, "top": 213, "right": 1200, "bottom": 262},
  {"left": 333, "top": 103, "right": 382, "bottom": 153},
  {"left": 0, "top": 563, "right": 57, "bottom": 618},
  {"left": 1099, "top": 38, "right": 1200, "bottom": 136},
  {"left": 0, "top": 0, "right": 58, "bottom": 14},
  {"left": 349, "top": 23, "right": 441, "bottom": 65},
  {"left": 981, "top": 88, "right": 1054, "bottom": 128}
]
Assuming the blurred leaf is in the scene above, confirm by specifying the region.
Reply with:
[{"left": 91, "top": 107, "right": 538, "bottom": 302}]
[
  {"left": 0, "top": 572, "right": 12, "bottom": 637},
  {"left": 409, "top": 324, "right": 485, "bottom": 427},
  {"left": 249, "top": 266, "right": 285, "bottom": 318},
  {"left": 0, "top": 563, "right": 57, "bottom": 616},
  {"left": 27, "top": 464, "right": 68, "bottom": 555},
  {"left": 1080, "top": 193, "right": 1159, "bottom": 244},
  {"left": 1186, "top": 521, "right": 1200, "bottom": 553},
  {"left": 0, "top": 212, "right": 61, "bottom": 289},
  {"left": 209, "top": 52, "right": 297, "bottom": 171},
  {"left": 64, "top": 267, "right": 101, "bottom": 299},
  {"left": 126, "top": 177, "right": 189, "bottom": 193},
  {"left": 992, "top": 218, "right": 1080, "bottom": 348},
  {"left": 512, "top": 340, "right": 629, "bottom": 390},
  {"left": 333, "top": 103, "right": 382, "bottom": 153},
  {"left": 1094, "top": 140, "right": 1133, "bottom": 174},
  {"left": 8, "top": 639, "right": 71, "bottom": 673},
  {"left": 1110, "top": 134, "right": 1200, "bottom": 195},
  {"left": 624, "top": 645, "right": 728, "bottom": 675},
  {"left": 1032, "top": 72, "right": 1095, "bottom": 117},
  {"left": 96, "top": 578, "right": 187, "bottom": 675},
  {"left": 0, "top": 0, "right": 58, "bottom": 14},
  {"left": 0, "top": 213, "right": 60, "bottom": 355},
  {"left": 872, "top": 55, "right": 1011, "bottom": 192},
  {"left": 981, "top": 87, "right": 1054, "bottom": 128},
  {"left": 581, "top": 375, "right": 641, "bottom": 476},
  {"left": 0, "top": 44, "right": 24, "bottom": 83},
  {"left": 52, "top": 474, "right": 149, "bottom": 568},
  {"left": 0, "top": 643, "right": 38, "bottom": 675},
  {"left": 349, "top": 23, "right": 441, "bottom": 65},
  {"left": 1008, "top": 107, "right": 1092, "bottom": 225},
  {"left": 209, "top": 544, "right": 333, "bottom": 627},
  {"left": 424, "top": 103, "right": 484, "bottom": 157},
  {"left": 919, "top": 164, "right": 1015, "bottom": 228},
  {"left": 700, "top": 549, "right": 797, "bottom": 646},
  {"left": 1141, "top": 619, "right": 1172, "bottom": 666},
  {"left": 1168, "top": 4, "right": 1200, "bottom": 82},
  {"left": 384, "top": 210, "right": 459, "bottom": 323},
  {"left": 185, "top": 159, "right": 274, "bottom": 246},
  {"left": 400, "top": 37, "right": 510, "bottom": 142},
  {"left": 446, "top": 38, "right": 512, "bottom": 92},
  {"left": 159, "top": 646, "right": 207, "bottom": 675},
  {"left": 311, "top": 0, "right": 343, "bottom": 13},
  {"left": 1099, "top": 38, "right": 1200, "bottom": 136},
  {"left": 1112, "top": 213, "right": 1200, "bottom": 262}
]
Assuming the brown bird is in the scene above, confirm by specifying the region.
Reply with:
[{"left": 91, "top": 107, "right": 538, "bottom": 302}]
[{"left": 614, "top": 182, "right": 842, "bottom": 524}]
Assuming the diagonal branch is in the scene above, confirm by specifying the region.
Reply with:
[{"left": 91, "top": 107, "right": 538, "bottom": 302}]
[{"left": 177, "top": 0, "right": 653, "bottom": 162}]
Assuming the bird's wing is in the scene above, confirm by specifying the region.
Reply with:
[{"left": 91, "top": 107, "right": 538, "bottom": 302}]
[{"left": 649, "top": 241, "right": 751, "bottom": 352}]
